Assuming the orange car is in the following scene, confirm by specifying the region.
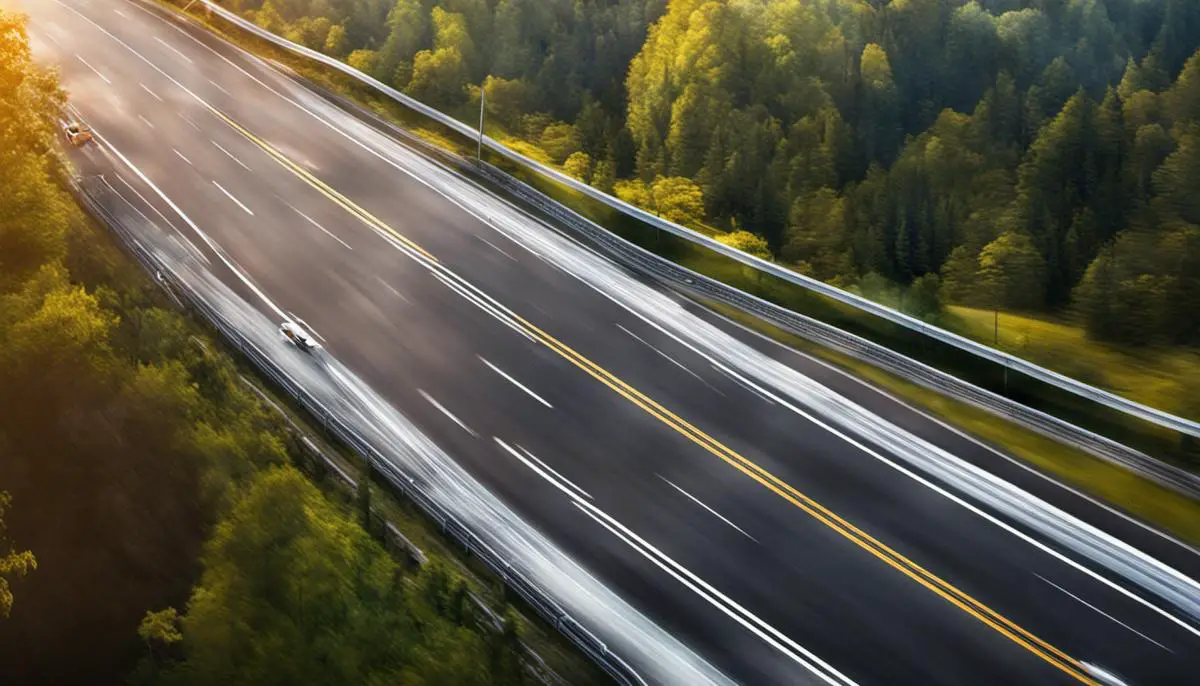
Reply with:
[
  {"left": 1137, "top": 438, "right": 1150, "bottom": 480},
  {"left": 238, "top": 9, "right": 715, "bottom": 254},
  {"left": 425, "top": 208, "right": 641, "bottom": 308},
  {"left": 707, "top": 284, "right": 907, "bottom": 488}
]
[{"left": 63, "top": 121, "right": 93, "bottom": 147}]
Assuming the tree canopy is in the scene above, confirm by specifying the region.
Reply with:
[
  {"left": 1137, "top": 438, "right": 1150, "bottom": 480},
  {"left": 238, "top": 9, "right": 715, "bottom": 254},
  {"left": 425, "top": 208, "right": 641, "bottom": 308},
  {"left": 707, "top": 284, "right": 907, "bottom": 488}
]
[
  {"left": 237, "top": 0, "right": 1200, "bottom": 343},
  {"left": 0, "top": 8, "right": 534, "bottom": 683}
]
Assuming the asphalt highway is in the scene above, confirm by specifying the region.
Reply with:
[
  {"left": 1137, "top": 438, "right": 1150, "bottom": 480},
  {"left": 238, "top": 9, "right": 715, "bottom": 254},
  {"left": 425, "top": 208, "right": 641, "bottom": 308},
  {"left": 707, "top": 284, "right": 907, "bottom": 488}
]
[{"left": 17, "top": 0, "right": 1200, "bottom": 683}]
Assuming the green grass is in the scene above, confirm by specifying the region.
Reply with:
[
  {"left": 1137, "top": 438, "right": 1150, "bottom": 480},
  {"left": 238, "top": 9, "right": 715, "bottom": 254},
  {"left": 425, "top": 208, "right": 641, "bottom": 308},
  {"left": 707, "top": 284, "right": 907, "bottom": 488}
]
[
  {"left": 947, "top": 306, "right": 1200, "bottom": 422},
  {"left": 179, "top": 0, "right": 1200, "bottom": 454},
  {"left": 159, "top": 0, "right": 1200, "bottom": 538},
  {"left": 708, "top": 302, "right": 1200, "bottom": 546}
]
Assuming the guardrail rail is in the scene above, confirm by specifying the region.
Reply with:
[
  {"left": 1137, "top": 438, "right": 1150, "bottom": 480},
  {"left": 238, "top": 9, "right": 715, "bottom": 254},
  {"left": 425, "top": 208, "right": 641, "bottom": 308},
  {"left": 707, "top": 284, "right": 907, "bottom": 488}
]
[
  {"left": 175, "top": 0, "right": 1200, "bottom": 496},
  {"left": 75, "top": 176, "right": 647, "bottom": 686}
]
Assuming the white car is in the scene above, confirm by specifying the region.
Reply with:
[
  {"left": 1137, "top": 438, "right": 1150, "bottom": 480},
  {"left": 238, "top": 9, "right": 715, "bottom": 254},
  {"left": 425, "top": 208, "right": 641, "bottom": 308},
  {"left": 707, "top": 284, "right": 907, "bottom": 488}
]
[{"left": 280, "top": 320, "right": 320, "bottom": 352}]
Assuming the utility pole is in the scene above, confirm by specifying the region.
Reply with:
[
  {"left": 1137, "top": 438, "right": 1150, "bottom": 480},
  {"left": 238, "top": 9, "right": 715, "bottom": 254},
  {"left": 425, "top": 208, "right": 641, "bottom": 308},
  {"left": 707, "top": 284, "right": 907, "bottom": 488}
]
[{"left": 477, "top": 84, "right": 486, "bottom": 162}]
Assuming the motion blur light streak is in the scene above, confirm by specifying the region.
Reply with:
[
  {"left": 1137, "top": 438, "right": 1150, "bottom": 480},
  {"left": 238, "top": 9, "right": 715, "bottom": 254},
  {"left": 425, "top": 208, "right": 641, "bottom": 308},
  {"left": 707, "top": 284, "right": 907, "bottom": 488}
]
[{"left": 29, "top": 0, "right": 1200, "bottom": 682}]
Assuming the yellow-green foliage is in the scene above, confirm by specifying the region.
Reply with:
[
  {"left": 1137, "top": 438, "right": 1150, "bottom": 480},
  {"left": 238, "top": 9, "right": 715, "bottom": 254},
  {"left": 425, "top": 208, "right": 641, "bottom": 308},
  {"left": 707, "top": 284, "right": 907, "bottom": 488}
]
[
  {"left": 0, "top": 11, "right": 533, "bottom": 683},
  {"left": 709, "top": 303, "right": 1200, "bottom": 546},
  {"left": 948, "top": 305, "right": 1200, "bottom": 421},
  {"left": 716, "top": 230, "right": 773, "bottom": 260}
]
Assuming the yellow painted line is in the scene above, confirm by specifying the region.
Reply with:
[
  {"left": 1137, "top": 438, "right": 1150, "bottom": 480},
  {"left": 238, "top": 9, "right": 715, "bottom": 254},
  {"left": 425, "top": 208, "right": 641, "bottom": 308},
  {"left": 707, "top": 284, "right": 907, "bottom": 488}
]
[
  {"left": 513, "top": 317, "right": 1097, "bottom": 684},
  {"left": 207, "top": 107, "right": 438, "bottom": 263},
  {"left": 203, "top": 104, "right": 1095, "bottom": 684}
]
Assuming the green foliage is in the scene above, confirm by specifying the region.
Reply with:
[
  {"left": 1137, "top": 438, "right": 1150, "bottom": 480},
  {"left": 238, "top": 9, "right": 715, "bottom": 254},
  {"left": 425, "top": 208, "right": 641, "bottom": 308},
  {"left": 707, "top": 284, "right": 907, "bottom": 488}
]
[
  {"left": 233, "top": 0, "right": 1200, "bottom": 341},
  {"left": 346, "top": 48, "right": 379, "bottom": 76},
  {"left": 1154, "top": 123, "right": 1200, "bottom": 224},
  {"left": 323, "top": 23, "right": 346, "bottom": 57},
  {"left": 615, "top": 175, "right": 707, "bottom": 228},
  {"left": 357, "top": 463, "right": 373, "bottom": 534},
  {"left": 138, "top": 608, "right": 183, "bottom": 649},
  {"left": 0, "top": 11, "right": 73, "bottom": 293},
  {"left": 539, "top": 122, "right": 579, "bottom": 163},
  {"left": 650, "top": 176, "right": 706, "bottom": 227},
  {"left": 407, "top": 9, "right": 472, "bottom": 109},
  {"left": 1074, "top": 226, "right": 1200, "bottom": 345},
  {"left": 0, "top": 492, "right": 36, "bottom": 619},
  {"left": 908, "top": 273, "right": 944, "bottom": 319},
  {"left": 153, "top": 467, "right": 518, "bottom": 685},
  {"left": 562, "top": 151, "right": 593, "bottom": 182},
  {"left": 0, "top": 9, "right": 535, "bottom": 683},
  {"left": 783, "top": 188, "right": 849, "bottom": 279},
  {"left": 978, "top": 231, "right": 1046, "bottom": 310},
  {"left": 483, "top": 75, "right": 536, "bottom": 128},
  {"left": 716, "top": 230, "right": 772, "bottom": 261}
]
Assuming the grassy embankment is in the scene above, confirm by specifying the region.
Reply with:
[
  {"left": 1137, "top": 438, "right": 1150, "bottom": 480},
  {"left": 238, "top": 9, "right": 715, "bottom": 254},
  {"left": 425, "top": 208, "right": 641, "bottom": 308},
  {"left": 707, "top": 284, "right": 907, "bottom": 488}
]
[
  {"left": 946, "top": 305, "right": 1200, "bottom": 422},
  {"left": 708, "top": 303, "right": 1200, "bottom": 546},
  {"left": 157, "top": 0, "right": 1199, "bottom": 540},
  {"left": 165, "top": 0, "right": 1200, "bottom": 426}
]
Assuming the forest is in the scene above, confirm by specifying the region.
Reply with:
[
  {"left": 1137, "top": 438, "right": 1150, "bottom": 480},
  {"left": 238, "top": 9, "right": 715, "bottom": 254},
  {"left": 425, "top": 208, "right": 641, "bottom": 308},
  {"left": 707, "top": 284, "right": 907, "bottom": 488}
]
[
  {"left": 231, "top": 0, "right": 1200, "bottom": 346},
  {"left": 0, "top": 10, "right": 527, "bottom": 684}
]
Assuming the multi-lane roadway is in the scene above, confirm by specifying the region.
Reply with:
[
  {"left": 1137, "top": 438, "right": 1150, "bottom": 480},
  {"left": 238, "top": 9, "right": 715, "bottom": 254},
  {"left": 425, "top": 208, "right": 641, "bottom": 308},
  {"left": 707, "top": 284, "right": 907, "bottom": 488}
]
[{"left": 19, "top": 0, "right": 1200, "bottom": 683}]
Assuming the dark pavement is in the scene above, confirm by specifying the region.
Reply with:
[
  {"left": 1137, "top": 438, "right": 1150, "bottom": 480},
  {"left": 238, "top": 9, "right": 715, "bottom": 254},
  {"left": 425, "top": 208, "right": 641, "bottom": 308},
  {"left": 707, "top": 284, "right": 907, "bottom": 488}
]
[{"left": 19, "top": 0, "right": 1200, "bottom": 683}]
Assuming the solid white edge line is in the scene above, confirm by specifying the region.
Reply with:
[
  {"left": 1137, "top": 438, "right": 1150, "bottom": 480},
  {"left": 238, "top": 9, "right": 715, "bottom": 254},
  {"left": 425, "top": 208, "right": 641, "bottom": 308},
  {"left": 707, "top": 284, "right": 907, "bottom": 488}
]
[
  {"left": 88, "top": 128, "right": 284, "bottom": 319},
  {"left": 1034, "top": 574, "right": 1172, "bottom": 652},
  {"left": 81, "top": 0, "right": 1199, "bottom": 645},
  {"left": 478, "top": 356, "right": 553, "bottom": 409},
  {"left": 75, "top": 53, "right": 111, "bottom": 84},
  {"left": 658, "top": 475, "right": 757, "bottom": 542},
  {"left": 211, "top": 180, "right": 254, "bottom": 215},
  {"left": 211, "top": 139, "right": 252, "bottom": 171},
  {"left": 590, "top": 284, "right": 1200, "bottom": 640},
  {"left": 111, "top": 173, "right": 210, "bottom": 265},
  {"left": 495, "top": 438, "right": 591, "bottom": 500},
  {"left": 494, "top": 437, "right": 580, "bottom": 500},
  {"left": 572, "top": 500, "right": 856, "bottom": 686},
  {"left": 696, "top": 303, "right": 1200, "bottom": 558},
  {"left": 517, "top": 445, "right": 593, "bottom": 500},
  {"left": 418, "top": 390, "right": 477, "bottom": 437},
  {"left": 172, "top": 148, "right": 192, "bottom": 165},
  {"left": 100, "top": 175, "right": 156, "bottom": 227},
  {"left": 431, "top": 272, "right": 537, "bottom": 344}
]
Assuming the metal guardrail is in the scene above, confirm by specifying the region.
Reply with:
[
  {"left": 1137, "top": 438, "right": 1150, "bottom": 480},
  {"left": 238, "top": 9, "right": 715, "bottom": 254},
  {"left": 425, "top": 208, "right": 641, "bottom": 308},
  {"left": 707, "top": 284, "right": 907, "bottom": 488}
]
[
  {"left": 193, "top": 0, "right": 1200, "bottom": 448},
  {"left": 75, "top": 177, "right": 646, "bottom": 686},
  {"left": 472, "top": 164, "right": 1200, "bottom": 497},
  {"left": 175, "top": 1, "right": 1200, "bottom": 497}
]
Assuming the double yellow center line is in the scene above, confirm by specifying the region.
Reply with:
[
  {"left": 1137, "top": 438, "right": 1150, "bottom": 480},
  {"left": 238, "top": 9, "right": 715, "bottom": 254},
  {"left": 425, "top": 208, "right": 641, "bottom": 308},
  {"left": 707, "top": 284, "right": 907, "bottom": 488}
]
[{"left": 212, "top": 104, "right": 1097, "bottom": 684}]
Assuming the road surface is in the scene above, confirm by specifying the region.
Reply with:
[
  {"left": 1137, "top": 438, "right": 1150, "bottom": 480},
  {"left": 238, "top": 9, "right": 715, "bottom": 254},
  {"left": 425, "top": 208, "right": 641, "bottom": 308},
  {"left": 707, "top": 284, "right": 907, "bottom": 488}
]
[{"left": 17, "top": 0, "right": 1200, "bottom": 683}]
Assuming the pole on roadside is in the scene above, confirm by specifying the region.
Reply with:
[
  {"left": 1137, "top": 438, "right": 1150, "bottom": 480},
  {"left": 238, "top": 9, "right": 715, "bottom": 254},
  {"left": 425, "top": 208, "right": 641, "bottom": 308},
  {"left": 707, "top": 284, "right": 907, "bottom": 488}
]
[{"left": 477, "top": 84, "right": 486, "bottom": 162}]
